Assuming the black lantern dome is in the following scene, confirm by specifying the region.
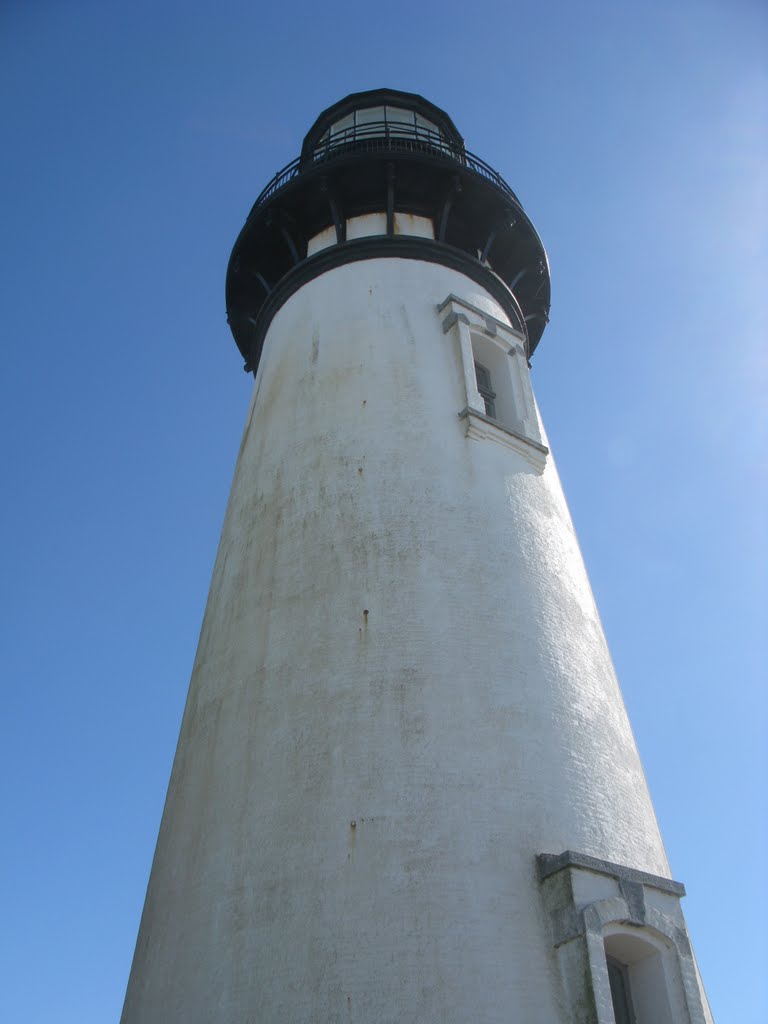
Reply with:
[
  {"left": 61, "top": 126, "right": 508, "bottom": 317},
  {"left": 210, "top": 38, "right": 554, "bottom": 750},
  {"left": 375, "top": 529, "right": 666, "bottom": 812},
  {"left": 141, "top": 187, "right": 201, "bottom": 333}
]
[{"left": 226, "top": 89, "right": 551, "bottom": 373}]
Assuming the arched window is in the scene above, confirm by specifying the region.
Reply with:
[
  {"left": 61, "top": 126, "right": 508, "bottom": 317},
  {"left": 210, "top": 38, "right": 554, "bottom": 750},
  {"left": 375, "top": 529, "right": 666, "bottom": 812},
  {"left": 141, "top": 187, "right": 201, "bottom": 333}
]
[{"left": 604, "top": 928, "right": 683, "bottom": 1024}]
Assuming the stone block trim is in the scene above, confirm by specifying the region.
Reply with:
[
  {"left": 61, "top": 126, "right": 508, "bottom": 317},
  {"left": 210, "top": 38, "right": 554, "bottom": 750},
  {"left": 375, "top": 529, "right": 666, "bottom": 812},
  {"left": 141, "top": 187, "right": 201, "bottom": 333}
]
[
  {"left": 537, "top": 850, "right": 710, "bottom": 1024},
  {"left": 537, "top": 850, "right": 686, "bottom": 897}
]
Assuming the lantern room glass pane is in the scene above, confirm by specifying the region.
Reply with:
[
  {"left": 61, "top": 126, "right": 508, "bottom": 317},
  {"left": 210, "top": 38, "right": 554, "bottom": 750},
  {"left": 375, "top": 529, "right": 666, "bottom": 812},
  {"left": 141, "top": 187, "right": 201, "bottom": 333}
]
[
  {"left": 317, "top": 103, "right": 447, "bottom": 156},
  {"left": 415, "top": 113, "right": 440, "bottom": 141},
  {"left": 385, "top": 106, "right": 415, "bottom": 137},
  {"left": 330, "top": 112, "right": 355, "bottom": 141},
  {"left": 355, "top": 106, "right": 385, "bottom": 128}
]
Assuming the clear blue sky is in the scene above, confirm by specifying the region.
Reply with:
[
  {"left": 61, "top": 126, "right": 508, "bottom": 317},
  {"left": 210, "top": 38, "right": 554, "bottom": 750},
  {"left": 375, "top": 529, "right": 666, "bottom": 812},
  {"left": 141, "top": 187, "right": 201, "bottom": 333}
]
[{"left": 1, "top": 1, "right": 765, "bottom": 1020}]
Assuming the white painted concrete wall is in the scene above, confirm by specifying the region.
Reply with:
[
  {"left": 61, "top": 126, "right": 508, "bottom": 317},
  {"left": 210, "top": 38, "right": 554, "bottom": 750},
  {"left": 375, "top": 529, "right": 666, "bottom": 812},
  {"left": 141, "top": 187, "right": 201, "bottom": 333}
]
[{"left": 122, "top": 258, "right": 672, "bottom": 1023}]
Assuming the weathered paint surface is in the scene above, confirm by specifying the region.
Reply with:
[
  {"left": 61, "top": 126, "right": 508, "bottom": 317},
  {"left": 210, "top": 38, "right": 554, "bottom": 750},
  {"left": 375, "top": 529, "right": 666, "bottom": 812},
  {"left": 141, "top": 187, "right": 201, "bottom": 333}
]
[{"left": 122, "top": 259, "right": 671, "bottom": 1023}]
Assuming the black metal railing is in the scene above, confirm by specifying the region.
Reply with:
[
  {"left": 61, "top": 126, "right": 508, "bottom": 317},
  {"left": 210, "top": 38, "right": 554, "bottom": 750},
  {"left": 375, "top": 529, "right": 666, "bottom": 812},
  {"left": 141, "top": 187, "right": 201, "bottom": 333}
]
[{"left": 250, "top": 120, "right": 520, "bottom": 213}]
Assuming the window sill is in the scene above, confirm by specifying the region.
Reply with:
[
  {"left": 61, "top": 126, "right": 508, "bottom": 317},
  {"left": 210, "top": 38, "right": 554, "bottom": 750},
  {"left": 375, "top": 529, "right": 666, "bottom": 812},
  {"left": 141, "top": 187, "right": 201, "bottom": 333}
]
[{"left": 458, "top": 407, "right": 548, "bottom": 469}]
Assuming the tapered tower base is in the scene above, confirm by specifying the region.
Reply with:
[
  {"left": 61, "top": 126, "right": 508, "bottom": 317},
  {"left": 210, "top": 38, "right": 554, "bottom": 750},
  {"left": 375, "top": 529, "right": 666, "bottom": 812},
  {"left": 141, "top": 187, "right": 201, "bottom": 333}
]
[{"left": 123, "top": 90, "right": 712, "bottom": 1024}]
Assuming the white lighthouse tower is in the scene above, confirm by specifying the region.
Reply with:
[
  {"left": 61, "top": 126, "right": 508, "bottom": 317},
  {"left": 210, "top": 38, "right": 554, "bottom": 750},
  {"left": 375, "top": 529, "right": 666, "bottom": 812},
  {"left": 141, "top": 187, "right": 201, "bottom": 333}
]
[{"left": 122, "top": 90, "right": 712, "bottom": 1024}]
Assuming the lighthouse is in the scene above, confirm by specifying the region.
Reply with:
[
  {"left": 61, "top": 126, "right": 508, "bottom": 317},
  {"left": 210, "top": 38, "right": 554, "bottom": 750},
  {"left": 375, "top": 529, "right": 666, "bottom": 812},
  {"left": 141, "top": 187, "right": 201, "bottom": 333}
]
[{"left": 122, "top": 90, "right": 712, "bottom": 1023}]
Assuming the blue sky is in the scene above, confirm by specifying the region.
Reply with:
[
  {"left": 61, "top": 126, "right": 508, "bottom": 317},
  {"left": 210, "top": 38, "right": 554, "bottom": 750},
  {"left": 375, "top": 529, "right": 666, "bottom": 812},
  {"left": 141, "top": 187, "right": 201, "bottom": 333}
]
[{"left": 1, "top": 1, "right": 765, "bottom": 1020}]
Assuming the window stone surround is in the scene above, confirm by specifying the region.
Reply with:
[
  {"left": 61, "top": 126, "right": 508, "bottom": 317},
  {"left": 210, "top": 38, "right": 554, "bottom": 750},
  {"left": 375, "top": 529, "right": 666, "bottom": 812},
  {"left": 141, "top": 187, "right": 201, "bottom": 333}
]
[
  {"left": 537, "top": 850, "right": 711, "bottom": 1024},
  {"left": 439, "top": 293, "right": 548, "bottom": 469}
]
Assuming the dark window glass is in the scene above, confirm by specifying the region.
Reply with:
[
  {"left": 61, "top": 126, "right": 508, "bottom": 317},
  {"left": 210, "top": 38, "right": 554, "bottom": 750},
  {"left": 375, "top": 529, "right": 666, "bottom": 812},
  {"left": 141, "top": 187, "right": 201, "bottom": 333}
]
[
  {"left": 607, "top": 957, "right": 634, "bottom": 1024},
  {"left": 474, "top": 361, "right": 496, "bottom": 419}
]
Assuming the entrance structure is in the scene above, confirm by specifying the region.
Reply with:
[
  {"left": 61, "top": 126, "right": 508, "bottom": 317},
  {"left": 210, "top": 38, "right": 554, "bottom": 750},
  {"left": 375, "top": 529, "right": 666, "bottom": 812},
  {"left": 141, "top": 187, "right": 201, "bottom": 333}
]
[{"left": 122, "top": 90, "right": 712, "bottom": 1024}]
